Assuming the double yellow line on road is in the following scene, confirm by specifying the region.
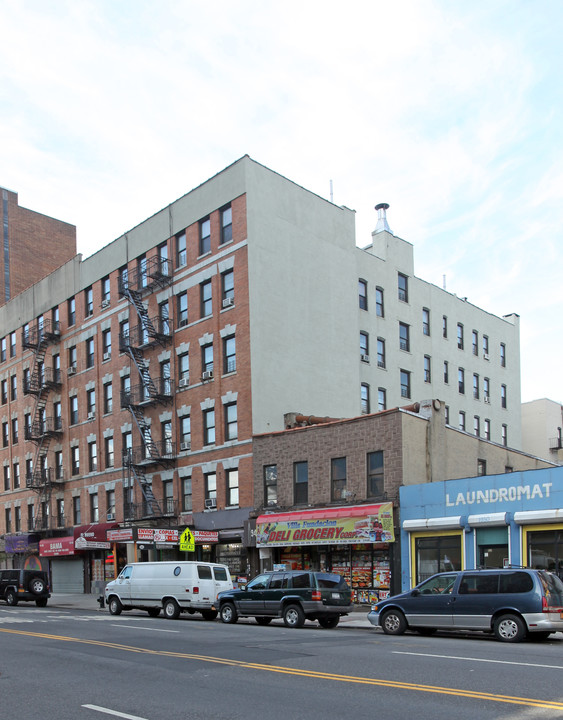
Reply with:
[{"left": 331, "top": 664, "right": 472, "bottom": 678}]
[{"left": 2, "top": 627, "right": 562, "bottom": 711}]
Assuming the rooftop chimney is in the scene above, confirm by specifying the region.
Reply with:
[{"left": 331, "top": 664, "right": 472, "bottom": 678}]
[{"left": 374, "top": 203, "right": 392, "bottom": 234}]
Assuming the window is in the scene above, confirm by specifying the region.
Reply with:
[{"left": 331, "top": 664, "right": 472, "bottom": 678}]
[
  {"left": 378, "top": 387, "right": 387, "bottom": 411},
  {"left": 294, "top": 461, "right": 308, "bottom": 505},
  {"left": 201, "top": 280, "right": 212, "bottom": 317},
  {"left": 105, "top": 437, "right": 114, "bottom": 468},
  {"left": 3, "top": 465, "right": 10, "bottom": 490},
  {"left": 68, "top": 296, "right": 76, "bottom": 326},
  {"left": 399, "top": 322, "right": 410, "bottom": 351},
  {"left": 101, "top": 276, "right": 110, "bottom": 303},
  {"left": 400, "top": 370, "right": 411, "bottom": 398},
  {"left": 90, "top": 493, "right": 99, "bottom": 522},
  {"left": 88, "top": 441, "right": 97, "bottom": 472},
  {"left": 180, "top": 415, "right": 191, "bottom": 449},
  {"left": 202, "top": 343, "right": 213, "bottom": 375},
  {"left": 178, "top": 352, "right": 189, "bottom": 385},
  {"left": 2, "top": 422, "right": 8, "bottom": 447},
  {"left": 70, "top": 396, "right": 79, "bottom": 425},
  {"left": 457, "top": 323, "right": 464, "bottom": 350},
  {"left": 375, "top": 287, "right": 384, "bottom": 317},
  {"left": 264, "top": 465, "right": 278, "bottom": 507},
  {"left": 473, "top": 373, "right": 479, "bottom": 399},
  {"left": 71, "top": 446, "right": 80, "bottom": 475},
  {"left": 104, "top": 382, "right": 113, "bottom": 414},
  {"left": 85, "top": 286, "right": 93, "bottom": 317},
  {"left": 222, "top": 270, "right": 234, "bottom": 306},
  {"left": 484, "top": 418, "right": 491, "bottom": 440},
  {"left": 472, "top": 330, "right": 478, "bottom": 356},
  {"left": 226, "top": 469, "right": 239, "bottom": 506},
  {"left": 367, "top": 451, "right": 384, "bottom": 498},
  {"left": 86, "top": 337, "right": 94, "bottom": 368},
  {"left": 25, "top": 458, "right": 33, "bottom": 486},
  {"left": 358, "top": 280, "right": 368, "bottom": 310},
  {"left": 483, "top": 377, "right": 490, "bottom": 401},
  {"left": 199, "top": 217, "right": 211, "bottom": 255},
  {"left": 15, "top": 505, "right": 21, "bottom": 532},
  {"left": 203, "top": 409, "right": 215, "bottom": 445},
  {"left": 54, "top": 451, "right": 63, "bottom": 480},
  {"left": 474, "top": 416, "right": 480, "bottom": 437},
  {"left": 177, "top": 291, "right": 188, "bottom": 327},
  {"left": 120, "top": 375, "right": 131, "bottom": 406},
  {"left": 205, "top": 472, "right": 217, "bottom": 502},
  {"left": 0, "top": 338, "right": 5, "bottom": 363},
  {"left": 122, "top": 430, "right": 132, "bottom": 462},
  {"left": 87, "top": 388, "right": 96, "bottom": 417},
  {"left": 24, "top": 412, "right": 31, "bottom": 439},
  {"left": 331, "top": 457, "right": 347, "bottom": 501},
  {"left": 477, "top": 459, "right": 486, "bottom": 476},
  {"left": 459, "top": 411, "right": 466, "bottom": 431},
  {"left": 11, "top": 417, "right": 18, "bottom": 444},
  {"left": 458, "top": 368, "right": 465, "bottom": 394},
  {"left": 106, "top": 489, "right": 115, "bottom": 518},
  {"left": 10, "top": 331, "right": 16, "bottom": 358},
  {"left": 137, "top": 254, "right": 147, "bottom": 288},
  {"left": 53, "top": 353, "right": 60, "bottom": 383},
  {"left": 442, "top": 315, "right": 448, "bottom": 338},
  {"left": 445, "top": 405, "right": 450, "bottom": 424},
  {"left": 159, "top": 301, "right": 170, "bottom": 335},
  {"left": 176, "top": 231, "right": 187, "bottom": 268},
  {"left": 5, "top": 508, "right": 11, "bottom": 533},
  {"left": 360, "top": 383, "right": 370, "bottom": 414},
  {"left": 376, "top": 338, "right": 385, "bottom": 368},
  {"left": 360, "top": 332, "right": 369, "bottom": 360},
  {"left": 102, "top": 329, "right": 111, "bottom": 359},
  {"left": 182, "top": 477, "right": 192, "bottom": 512},
  {"left": 163, "top": 481, "right": 174, "bottom": 514},
  {"left": 398, "top": 273, "right": 408, "bottom": 302},
  {"left": 13, "top": 462, "right": 20, "bottom": 488},
  {"left": 10, "top": 374, "right": 17, "bottom": 401},
  {"left": 424, "top": 355, "right": 431, "bottom": 383},
  {"left": 221, "top": 205, "right": 232, "bottom": 244},
  {"left": 443, "top": 361, "right": 449, "bottom": 384},
  {"left": 483, "top": 334, "right": 489, "bottom": 357},
  {"left": 422, "top": 308, "right": 430, "bottom": 336},
  {"left": 224, "top": 402, "right": 238, "bottom": 441},
  {"left": 1, "top": 380, "right": 6, "bottom": 404},
  {"left": 73, "top": 496, "right": 81, "bottom": 525},
  {"left": 223, "top": 335, "right": 236, "bottom": 374},
  {"left": 501, "top": 384, "right": 507, "bottom": 409},
  {"left": 500, "top": 342, "right": 506, "bottom": 367}
]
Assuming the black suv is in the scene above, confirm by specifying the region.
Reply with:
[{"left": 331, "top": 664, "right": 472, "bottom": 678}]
[
  {"left": 0, "top": 569, "right": 50, "bottom": 607},
  {"left": 218, "top": 570, "right": 353, "bottom": 628}
]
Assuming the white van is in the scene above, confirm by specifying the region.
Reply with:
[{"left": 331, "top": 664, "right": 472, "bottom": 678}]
[{"left": 104, "top": 561, "right": 233, "bottom": 620}]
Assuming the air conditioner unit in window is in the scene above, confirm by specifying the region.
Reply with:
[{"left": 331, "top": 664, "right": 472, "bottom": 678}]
[
  {"left": 222, "top": 297, "right": 234, "bottom": 308},
  {"left": 101, "top": 299, "right": 110, "bottom": 309},
  {"left": 67, "top": 366, "right": 77, "bottom": 376},
  {"left": 178, "top": 318, "right": 188, "bottom": 328},
  {"left": 360, "top": 354, "right": 370, "bottom": 363},
  {"left": 202, "top": 370, "right": 213, "bottom": 381},
  {"left": 484, "top": 396, "right": 491, "bottom": 404},
  {"left": 178, "top": 377, "right": 189, "bottom": 389},
  {"left": 204, "top": 498, "right": 217, "bottom": 509},
  {"left": 483, "top": 353, "right": 490, "bottom": 361},
  {"left": 106, "top": 512, "right": 115, "bottom": 521},
  {"left": 87, "top": 412, "right": 95, "bottom": 420},
  {"left": 103, "top": 353, "right": 111, "bottom": 361},
  {"left": 180, "top": 441, "right": 191, "bottom": 451}
]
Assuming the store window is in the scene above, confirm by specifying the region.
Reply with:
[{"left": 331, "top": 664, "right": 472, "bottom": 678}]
[
  {"left": 527, "top": 528, "right": 563, "bottom": 580},
  {"left": 414, "top": 534, "right": 462, "bottom": 584}
]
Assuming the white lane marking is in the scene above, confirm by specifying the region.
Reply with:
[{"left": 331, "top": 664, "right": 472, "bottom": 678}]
[
  {"left": 82, "top": 704, "right": 150, "bottom": 720},
  {"left": 111, "top": 623, "right": 179, "bottom": 633},
  {"left": 393, "top": 651, "right": 563, "bottom": 670}
]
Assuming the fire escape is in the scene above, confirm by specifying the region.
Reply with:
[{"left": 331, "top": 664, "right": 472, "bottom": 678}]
[
  {"left": 118, "top": 256, "right": 176, "bottom": 522},
  {"left": 22, "top": 319, "right": 64, "bottom": 532}
]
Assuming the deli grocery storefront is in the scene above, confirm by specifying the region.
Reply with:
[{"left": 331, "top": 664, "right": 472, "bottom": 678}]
[
  {"left": 256, "top": 503, "right": 397, "bottom": 603},
  {"left": 400, "top": 466, "right": 563, "bottom": 592}
]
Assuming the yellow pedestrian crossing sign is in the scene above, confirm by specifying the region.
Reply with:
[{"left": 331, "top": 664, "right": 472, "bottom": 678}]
[{"left": 179, "top": 528, "right": 194, "bottom": 552}]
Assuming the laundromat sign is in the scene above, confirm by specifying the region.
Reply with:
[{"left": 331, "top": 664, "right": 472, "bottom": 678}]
[{"left": 256, "top": 503, "right": 394, "bottom": 547}]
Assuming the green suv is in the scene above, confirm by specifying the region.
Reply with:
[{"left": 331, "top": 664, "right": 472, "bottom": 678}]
[{"left": 218, "top": 570, "right": 353, "bottom": 628}]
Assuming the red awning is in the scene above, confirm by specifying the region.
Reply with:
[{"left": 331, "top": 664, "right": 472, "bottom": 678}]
[
  {"left": 73, "top": 522, "right": 119, "bottom": 543},
  {"left": 39, "top": 536, "right": 76, "bottom": 557},
  {"left": 256, "top": 504, "right": 388, "bottom": 525}
]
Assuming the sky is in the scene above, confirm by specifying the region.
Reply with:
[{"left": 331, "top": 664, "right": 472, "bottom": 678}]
[{"left": 1, "top": 0, "right": 562, "bottom": 404}]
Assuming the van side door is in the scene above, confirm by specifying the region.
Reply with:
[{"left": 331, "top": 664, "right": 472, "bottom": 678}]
[{"left": 452, "top": 573, "right": 500, "bottom": 630}]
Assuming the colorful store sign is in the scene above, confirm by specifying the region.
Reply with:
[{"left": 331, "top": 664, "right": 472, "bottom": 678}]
[
  {"left": 39, "top": 536, "right": 76, "bottom": 557},
  {"left": 5, "top": 534, "right": 39, "bottom": 554},
  {"left": 193, "top": 530, "right": 219, "bottom": 543},
  {"left": 256, "top": 503, "right": 395, "bottom": 547}
]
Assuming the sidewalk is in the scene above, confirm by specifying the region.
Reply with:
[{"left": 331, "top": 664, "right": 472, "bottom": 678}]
[{"left": 48, "top": 593, "right": 373, "bottom": 629}]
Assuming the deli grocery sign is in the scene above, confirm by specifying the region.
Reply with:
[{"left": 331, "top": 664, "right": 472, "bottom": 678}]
[{"left": 256, "top": 503, "right": 395, "bottom": 547}]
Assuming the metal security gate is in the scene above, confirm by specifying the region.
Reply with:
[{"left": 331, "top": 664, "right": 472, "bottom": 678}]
[{"left": 50, "top": 557, "right": 84, "bottom": 593}]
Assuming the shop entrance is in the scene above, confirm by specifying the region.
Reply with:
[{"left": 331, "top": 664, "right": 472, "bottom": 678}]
[{"left": 479, "top": 545, "right": 508, "bottom": 568}]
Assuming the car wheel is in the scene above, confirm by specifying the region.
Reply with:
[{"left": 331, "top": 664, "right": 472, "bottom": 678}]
[
  {"left": 493, "top": 613, "right": 526, "bottom": 643},
  {"left": 220, "top": 602, "right": 238, "bottom": 624},
  {"left": 163, "top": 599, "right": 180, "bottom": 620},
  {"left": 318, "top": 616, "right": 339, "bottom": 629},
  {"left": 201, "top": 610, "right": 218, "bottom": 621},
  {"left": 381, "top": 609, "right": 407, "bottom": 635},
  {"left": 255, "top": 617, "right": 272, "bottom": 626},
  {"left": 6, "top": 589, "right": 18, "bottom": 606},
  {"left": 283, "top": 604, "right": 305, "bottom": 628},
  {"left": 108, "top": 597, "right": 123, "bottom": 616},
  {"left": 35, "top": 597, "right": 48, "bottom": 607},
  {"left": 29, "top": 577, "right": 46, "bottom": 595},
  {"left": 147, "top": 608, "right": 161, "bottom": 618}
]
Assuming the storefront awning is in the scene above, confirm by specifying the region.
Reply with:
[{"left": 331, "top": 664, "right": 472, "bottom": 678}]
[
  {"left": 74, "top": 522, "right": 118, "bottom": 549},
  {"left": 256, "top": 503, "right": 394, "bottom": 547},
  {"left": 402, "top": 516, "right": 463, "bottom": 531},
  {"left": 39, "top": 536, "right": 76, "bottom": 557}
]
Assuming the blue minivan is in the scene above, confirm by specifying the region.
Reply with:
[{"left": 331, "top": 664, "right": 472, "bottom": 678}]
[{"left": 368, "top": 568, "right": 563, "bottom": 642}]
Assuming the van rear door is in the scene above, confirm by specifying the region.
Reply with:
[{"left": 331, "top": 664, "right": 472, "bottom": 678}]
[{"left": 212, "top": 566, "right": 233, "bottom": 598}]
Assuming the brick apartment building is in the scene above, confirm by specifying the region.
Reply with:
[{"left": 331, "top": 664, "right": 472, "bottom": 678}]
[
  {"left": 252, "top": 401, "right": 554, "bottom": 603},
  {"left": 0, "top": 186, "right": 76, "bottom": 305},
  {"left": 0, "top": 156, "right": 524, "bottom": 592}
]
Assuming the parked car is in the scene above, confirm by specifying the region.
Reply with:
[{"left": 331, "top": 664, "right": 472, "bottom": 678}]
[
  {"left": 104, "top": 561, "right": 233, "bottom": 619},
  {"left": 368, "top": 568, "right": 563, "bottom": 642},
  {"left": 218, "top": 570, "right": 353, "bottom": 628},
  {"left": 0, "top": 569, "right": 50, "bottom": 607}
]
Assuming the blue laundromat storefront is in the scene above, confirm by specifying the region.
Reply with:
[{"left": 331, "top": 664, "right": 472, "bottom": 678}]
[{"left": 399, "top": 466, "right": 563, "bottom": 592}]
